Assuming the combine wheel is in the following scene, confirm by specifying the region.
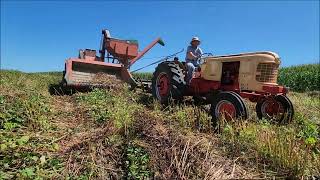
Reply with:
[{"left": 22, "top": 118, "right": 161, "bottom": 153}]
[
  {"left": 152, "top": 62, "right": 186, "bottom": 104},
  {"left": 256, "top": 95, "right": 294, "bottom": 123},
  {"left": 210, "top": 92, "right": 248, "bottom": 127}
]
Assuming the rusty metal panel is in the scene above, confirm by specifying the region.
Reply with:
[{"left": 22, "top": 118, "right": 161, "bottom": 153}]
[
  {"left": 65, "top": 59, "right": 121, "bottom": 85},
  {"left": 84, "top": 49, "right": 96, "bottom": 57},
  {"left": 105, "top": 38, "right": 138, "bottom": 59}
]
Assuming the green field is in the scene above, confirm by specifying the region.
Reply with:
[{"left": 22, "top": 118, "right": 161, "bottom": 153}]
[
  {"left": 0, "top": 64, "right": 319, "bottom": 179},
  {"left": 278, "top": 64, "right": 320, "bottom": 92}
]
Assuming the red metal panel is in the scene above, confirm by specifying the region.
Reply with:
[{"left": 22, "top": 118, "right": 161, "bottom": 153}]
[
  {"left": 64, "top": 58, "right": 123, "bottom": 84},
  {"left": 69, "top": 58, "right": 123, "bottom": 68},
  {"left": 239, "top": 85, "right": 287, "bottom": 103},
  {"left": 262, "top": 85, "right": 287, "bottom": 94},
  {"left": 240, "top": 92, "right": 263, "bottom": 102},
  {"left": 220, "top": 83, "right": 239, "bottom": 91},
  {"left": 65, "top": 59, "right": 73, "bottom": 82},
  {"left": 84, "top": 49, "right": 96, "bottom": 57},
  {"left": 188, "top": 78, "right": 220, "bottom": 94},
  {"left": 120, "top": 67, "right": 135, "bottom": 84},
  {"left": 106, "top": 39, "right": 138, "bottom": 59},
  {"left": 84, "top": 56, "right": 96, "bottom": 61}
]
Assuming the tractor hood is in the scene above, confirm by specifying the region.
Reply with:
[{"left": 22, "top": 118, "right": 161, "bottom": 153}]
[{"left": 207, "top": 51, "right": 281, "bottom": 64}]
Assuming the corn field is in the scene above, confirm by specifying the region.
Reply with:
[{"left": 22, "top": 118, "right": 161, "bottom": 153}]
[{"left": 278, "top": 63, "right": 320, "bottom": 92}]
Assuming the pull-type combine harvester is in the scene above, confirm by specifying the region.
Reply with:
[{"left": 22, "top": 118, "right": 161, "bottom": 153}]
[{"left": 62, "top": 29, "right": 294, "bottom": 125}]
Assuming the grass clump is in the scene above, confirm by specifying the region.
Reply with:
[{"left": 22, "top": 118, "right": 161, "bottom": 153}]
[
  {"left": 217, "top": 93, "right": 320, "bottom": 177},
  {"left": 76, "top": 89, "right": 142, "bottom": 130},
  {"left": 0, "top": 70, "right": 62, "bottom": 96},
  {"left": 76, "top": 89, "right": 113, "bottom": 123},
  {"left": 0, "top": 92, "right": 51, "bottom": 131},
  {"left": 0, "top": 70, "right": 65, "bottom": 179},
  {"left": 0, "top": 93, "right": 62, "bottom": 179},
  {"left": 125, "top": 143, "right": 151, "bottom": 179},
  {"left": 220, "top": 120, "right": 319, "bottom": 176}
]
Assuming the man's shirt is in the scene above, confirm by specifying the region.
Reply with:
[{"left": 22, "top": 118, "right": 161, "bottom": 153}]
[{"left": 185, "top": 45, "right": 203, "bottom": 62}]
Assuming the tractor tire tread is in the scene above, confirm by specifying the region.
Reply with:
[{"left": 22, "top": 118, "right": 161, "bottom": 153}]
[{"left": 152, "top": 61, "right": 186, "bottom": 104}]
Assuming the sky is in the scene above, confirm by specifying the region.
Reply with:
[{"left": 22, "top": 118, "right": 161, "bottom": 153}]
[{"left": 1, "top": 1, "right": 319, "bottom": 72}]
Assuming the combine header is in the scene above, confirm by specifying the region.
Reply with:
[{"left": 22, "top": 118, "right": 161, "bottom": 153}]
[{"left": 62, "top": 29, "right": 164, "bottom": 88}]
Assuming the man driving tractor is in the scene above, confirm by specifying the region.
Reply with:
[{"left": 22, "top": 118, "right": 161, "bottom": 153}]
[{"left": 185, "top": 37, "right": 203, "bottom": 84}]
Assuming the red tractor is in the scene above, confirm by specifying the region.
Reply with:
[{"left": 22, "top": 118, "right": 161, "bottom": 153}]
[{"left": 151, "top": 52, "right": 294, "bottom": 124}]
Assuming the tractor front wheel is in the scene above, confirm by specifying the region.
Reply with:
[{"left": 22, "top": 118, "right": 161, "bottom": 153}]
[
  {"left": 210, "top": 92, "right": 248, "bottom": 128},
  {"left": 256, "top": 95, "right": 294, "bottom": 123}
]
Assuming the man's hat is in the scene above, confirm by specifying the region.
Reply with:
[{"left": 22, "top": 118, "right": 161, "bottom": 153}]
[{"left": 190, "top": 37, "right": 201, "bottom": 44}]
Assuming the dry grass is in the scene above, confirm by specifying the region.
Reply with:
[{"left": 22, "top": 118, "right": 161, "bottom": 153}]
[
  {"left": 1, "top": 70, "right": 319, "bottom": 179},
  {"left": 91, "top": 73, "right": 126, "bottom": 90},
  {"left": 133, "top": 110, "right": 261, "bottom": 179}
]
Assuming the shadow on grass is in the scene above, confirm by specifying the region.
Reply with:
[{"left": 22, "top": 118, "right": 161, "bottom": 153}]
[
  {"left": 48, "top": 83, "right": 93, "bottom": 96},
  {"left": 136, "top": 93, "right": 154, "bottom": 108}
]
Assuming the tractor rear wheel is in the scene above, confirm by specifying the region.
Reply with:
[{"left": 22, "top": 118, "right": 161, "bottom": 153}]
[
  {"left": 210, "top": 92, "right": 248, "bottom": 127},
  {"left": 256, "top": 95, "right": 294, "bottom": 123},
  {"left": 152, "top": 62, "right": 186, "bottom": 104}
]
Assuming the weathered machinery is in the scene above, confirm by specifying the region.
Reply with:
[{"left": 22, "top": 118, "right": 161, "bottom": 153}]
[
  {"left": 62, "top": 29, "right": 164, "bottom": 89},
  {"left": 61, "top": 29, "right": 294, "bottom": 125}
]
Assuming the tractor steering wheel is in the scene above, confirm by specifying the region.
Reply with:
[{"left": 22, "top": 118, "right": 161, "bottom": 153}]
[{"left": 198, "top": 53, "right": 214, "bottom": 64}]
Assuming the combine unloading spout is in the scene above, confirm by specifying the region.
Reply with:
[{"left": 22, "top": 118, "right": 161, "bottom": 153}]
[
  {"left": 129, "top": 37, "right": 165, "bottom": 67},
  {"left": 63, "top": 29, "right": 164, "bottom": 88}
]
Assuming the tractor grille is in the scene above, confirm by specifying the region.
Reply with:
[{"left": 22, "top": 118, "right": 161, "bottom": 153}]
[{"left": 256, "top": 63, "right": 279, "bottom": 83}]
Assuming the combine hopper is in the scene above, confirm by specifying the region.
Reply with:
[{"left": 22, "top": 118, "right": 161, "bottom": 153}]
[{"left": 62, "top": 29, "right": 164, "bottom": 89}]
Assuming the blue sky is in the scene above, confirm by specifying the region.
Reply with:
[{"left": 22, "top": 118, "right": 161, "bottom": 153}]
[{"left": 1, "top": 1, "right": 319, "bottom": 72}]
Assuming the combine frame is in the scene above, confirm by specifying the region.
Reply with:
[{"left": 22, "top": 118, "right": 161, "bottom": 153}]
[{"left": 62, "top": 29, "right": 164, "bottom": 88}]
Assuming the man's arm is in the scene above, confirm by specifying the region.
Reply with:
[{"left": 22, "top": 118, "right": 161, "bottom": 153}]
[
  {"left": 186, "top": 46, "right": 198, "bottom": 60},
  {"left": 187, "top": 51, "right": 198, "bottom": 60}
]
